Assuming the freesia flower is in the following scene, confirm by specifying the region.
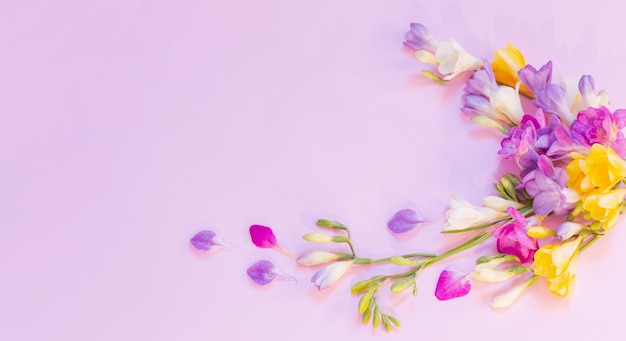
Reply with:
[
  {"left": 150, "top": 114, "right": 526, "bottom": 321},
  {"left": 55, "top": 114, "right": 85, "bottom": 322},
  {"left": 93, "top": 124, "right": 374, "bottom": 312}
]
[
  {"left": 520, "top": 155, "right": 577, "bottom": 215},
  {"left": 246, "top": 260, "right": 296, "bottom": 286},
  {"left": 489, "top": 85, "right": 525, "bottom": 125},
  {"left": 434, "top": 268, "right": 472, "bottom": 300},
  {"left": 387, "top": 209, "right": 426, "bottom": 233},
  {"left": 491, "top": 207, "right": 538, "bottom": 263},
  {"left": 564, "top": 75, "right": 610, "bottom": 117},
  {"left": 570, "top": 106, "right": 626, "bottom": 158},
  {"left": 405, "top": 23, "right": 482, "bottom": 81},
  {"left": 491, "top": 43, "right": 531, "bottom": 96},
  {"left": 518, "top": 61, "right": 553, "bottom": 96},
  {"left": 581, "top": 188, "right": 626, "bottom": 230},
  {"left": 249, "top": 224, "right": 295, "bottom": 258},
  {"left": 190, "top": 230, "right": 238, "bottom": 252},
  {"left": 566, "top": 144, "right": 626, "bottom": 194},
  {"left": 311, "top": 260, "right": 354, "bottom": 290},
  {"left": 482, "top": 195, "right": 524, "bottom": 212},
  {"left": 444, "top": 194, "right": 508, "bottom": 231},
  {"left": 533, "top": 237, "right": 582, "bottom": 297}
]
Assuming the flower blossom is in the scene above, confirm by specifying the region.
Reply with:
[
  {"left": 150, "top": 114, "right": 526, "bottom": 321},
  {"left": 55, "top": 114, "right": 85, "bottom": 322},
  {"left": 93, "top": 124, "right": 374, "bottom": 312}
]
[
  {"left": 492, "top": 207, "right": 539, "bottom": 263},
  {"left": 311, "top": 260, "right": 354, "bottom": 290},
  {"left": 404, "top": 23, "right": 482, "bottom": 81},
  {"left": 444, "top": 194, "right": 508, "bottom": 231},
  {"left": 570, "top": 106, "right": 626, "bottom": 158},
  {"left": 566, "top": 144, "right": 626, "bottom": 194},
  {"left": 581, "top": 188, "right": 626, "bottom": 230},
  {"left": 533, "top": 237, "right": 582, "bottom": 297},
  {"left": 491, "top": 43, "right": 531, "bottom": 96},
  {"left": 519, "top": 155, "right": 578, "bottom": 215}
]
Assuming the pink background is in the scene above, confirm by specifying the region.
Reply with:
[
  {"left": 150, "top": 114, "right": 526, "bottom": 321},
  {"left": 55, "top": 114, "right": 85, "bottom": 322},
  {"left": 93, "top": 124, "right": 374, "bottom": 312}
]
[{"left": 3, "top": 0, "right": 626, "bottom": 339}]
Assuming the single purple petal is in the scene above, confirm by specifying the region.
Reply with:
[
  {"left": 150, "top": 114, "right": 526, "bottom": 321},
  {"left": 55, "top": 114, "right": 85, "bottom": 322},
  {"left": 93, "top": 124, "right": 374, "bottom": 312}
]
[
  {"left": 435, "top": 268, "right": 471, "bottom": 300},
  {"left": 387, "top": 209, "right": 426, "bottom": 233},
  {"left": 250, "top": 225, "right": 278, "bottom": 248},
  {"left": 190, "top": 230, "right": 219, "bottom": 251},
  {"left": 246, "top": 260, "right": 278, "bottom": 286}
]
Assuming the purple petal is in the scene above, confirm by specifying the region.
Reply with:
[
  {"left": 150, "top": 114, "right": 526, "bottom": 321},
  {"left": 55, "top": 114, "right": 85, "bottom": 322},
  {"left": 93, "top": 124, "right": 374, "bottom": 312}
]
[
  {"left": 518, "top": 61, "right": 552, "bottom": 95},
  {"left": 246, "top": 260, "right": 278, "bottom": 286},
  {"left": 190, "top": 230, "right": 219, "bottom": 251},
  {"left": 250, "top": 225, "right": 278, "bottom": 248},
  {"left": 435, "top": 269, "right": 471, "bottom": 300},
  {"left": 387, "top": 209, "right": 426, "bottom": 233}
]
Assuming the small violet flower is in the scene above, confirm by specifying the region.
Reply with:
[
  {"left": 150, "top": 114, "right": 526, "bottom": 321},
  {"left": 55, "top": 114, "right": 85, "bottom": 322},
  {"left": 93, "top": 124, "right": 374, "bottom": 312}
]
[
  {"left": 434, "top": 268, "right": 472, "bottom": 300},
  {"left": 311, "top": 260, "right": 354, "bottom": 290},
  {"left": 246, "top": 260, "right": 296, "bottom": 286},
  {"left": 190, "top": 230, "right": 237, "bottom": 252},
  {"left": 249, "top": 224, "right": 295, "bottom": 258},
  {"left": 492, "top": 207, "right": 539, "bottom": 263},
  {"left": 387, "top": 209, "right": 427, "bottom": 234}
]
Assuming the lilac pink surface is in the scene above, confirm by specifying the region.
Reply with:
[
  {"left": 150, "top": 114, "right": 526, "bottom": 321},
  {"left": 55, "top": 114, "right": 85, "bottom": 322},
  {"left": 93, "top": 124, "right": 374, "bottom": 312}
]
[{"left": 3, "top": 0, "right": 626, "bottom": 340}]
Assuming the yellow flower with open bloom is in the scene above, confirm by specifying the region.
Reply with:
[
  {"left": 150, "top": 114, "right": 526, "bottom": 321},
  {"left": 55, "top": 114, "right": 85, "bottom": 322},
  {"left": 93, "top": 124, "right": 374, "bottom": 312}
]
[
  {"left": 491, "top": 43, "right": 531, "bottom": 96},
  {"left": 567, "top": 144, "right": 626, "bottom": 194},
  {"left": 533, "top": 237, "right": 582, "bottom": 297},
  {"left": 582, "top": 188, "right": 626, "bottom": 230}
]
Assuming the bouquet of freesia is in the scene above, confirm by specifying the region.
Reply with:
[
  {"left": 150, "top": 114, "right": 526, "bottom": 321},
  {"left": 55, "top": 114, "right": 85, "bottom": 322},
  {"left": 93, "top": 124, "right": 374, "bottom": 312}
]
[{"left": 191, "top": 22, "right": 626, "bottom": 331}]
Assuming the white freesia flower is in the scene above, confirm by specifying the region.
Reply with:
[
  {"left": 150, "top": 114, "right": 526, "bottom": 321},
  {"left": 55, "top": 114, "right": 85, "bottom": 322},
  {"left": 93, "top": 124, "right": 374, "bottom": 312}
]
[
  {"left": 311, "top": 260, "right": 354, "bottom": 290},
  {"left": 489, "top": 85, "right": 524, "bottom": 125},
  {"left": 444, "top": 194, "right": 508, "bottom": 231},
  {"left": 415, "top": 39, "right": 482, "bottom": 81},
  {"left": 296, "top": 251, "right": 340, "bottom": 266}
]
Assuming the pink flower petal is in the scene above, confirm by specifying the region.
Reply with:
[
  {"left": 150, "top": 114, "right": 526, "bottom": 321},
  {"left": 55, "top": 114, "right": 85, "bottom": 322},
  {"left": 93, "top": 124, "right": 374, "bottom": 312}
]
[
  {"left": 249, "top": 225, "right": 278, "bottom": 248},
  {"left": 434, "top": 268, "right": 472, "bottom": 300}
]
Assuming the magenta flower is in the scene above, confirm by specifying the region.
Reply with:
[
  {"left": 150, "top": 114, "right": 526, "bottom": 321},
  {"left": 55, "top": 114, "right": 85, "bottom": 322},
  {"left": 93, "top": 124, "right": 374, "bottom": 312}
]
[
  {"left": 190, "top": 230, "right": 237, "bottom": 252},
  {"left": 519, "top": 155, "right": 574, "bottom": 215},
  {"left": 570, "top": 106, "right": 626, "bottom": 157},
  {"left": 246, "top": 260, "right": 296, "bottom": 286},
  {"left": 387, "top": 209, "right": 426, "bottom": 234},
  {"left": 434, "top": 268, "right": 472, "bottom": 300},
  {"left": 249, "top": 225, "right": 295, "bottom": 258},
  {"left": 492, "top": 207, "right": 538, "bottom": 263}
]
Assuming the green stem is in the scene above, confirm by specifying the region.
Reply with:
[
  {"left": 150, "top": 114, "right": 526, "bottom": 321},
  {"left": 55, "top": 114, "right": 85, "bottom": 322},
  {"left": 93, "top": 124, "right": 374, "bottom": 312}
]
[
  {"left": 579, "top": 234, "right": 599, "bottom": 253},
  {"left": 355, "top": 252, "right": 437, "bottom": 264}
]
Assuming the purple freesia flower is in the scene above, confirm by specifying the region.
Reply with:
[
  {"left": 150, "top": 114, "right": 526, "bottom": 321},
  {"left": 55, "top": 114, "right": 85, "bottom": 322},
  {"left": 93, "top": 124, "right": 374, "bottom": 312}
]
[
  {"left": 464, "top": 60, "right": 498, "bottom": 97},
  {"left": 246, "top": 260, "right": 296, "bottom": 286},
  {"left": 387, "top": 209, "right": 426, "bottom": 233},
  {"left": 570, "top": 106, "right": 626, "bottom": 157},
  {"left": 434, "top": 268, "right": 471, "bottom": 300},
  {"left": 533, "top": 83, "right": 575, "bottom": 125},
  {"left": 492, "top": 207, "right": 538, "bottom": 263},
  {"left": 518, "top": 61, "right": 553, "bottom": 95},
  {"left": 519, "top": 155, "right": 573, "bottom": 215},
  {"left": 403, "top": 23, "right": 439, "bottom": 52}
]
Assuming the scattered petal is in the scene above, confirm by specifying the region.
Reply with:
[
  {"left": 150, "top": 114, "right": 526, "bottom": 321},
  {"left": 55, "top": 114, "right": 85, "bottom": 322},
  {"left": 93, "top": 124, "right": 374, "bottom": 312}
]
[
  {"left": 249, "top": 225, "right": 278, "bottom": 248},
  {"left": 434, "top": 268, "right": 471, "bottom": 300},
  {"left": 246, "top": 260, "right": 296, "bottom": 286},
  {"left": 387, "top": 209, "right": 426, "bottom": 233},
  {"left": 190, "top": 230, "right": 237, "bottom": 252}
]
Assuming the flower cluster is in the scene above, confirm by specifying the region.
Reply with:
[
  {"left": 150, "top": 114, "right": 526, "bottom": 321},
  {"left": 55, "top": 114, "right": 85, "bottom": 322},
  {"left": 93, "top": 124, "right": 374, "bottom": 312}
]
[{"left": 190, "top": 22, "right": 626, "bottom": 332}]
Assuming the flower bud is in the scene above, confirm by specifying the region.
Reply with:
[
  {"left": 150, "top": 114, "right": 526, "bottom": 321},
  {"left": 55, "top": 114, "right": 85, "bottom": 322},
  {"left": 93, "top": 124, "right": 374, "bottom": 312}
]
[
  {"left": 527, "top": 226, "right": 555, "bottom": 239},
  {"left": 302, "top": 232, "right": 334, "bottom": 243},
  {"left": 296, "top": 251, "right": 340, "bottom": 266},
  {"left": 311, "top": 260, "right": 354, "bottom": 290},
  {"left": 556, "top": 222, "right": 585, "bottom": 240},
  {"left": 482, "top": 195, "right": 524, "bottom": 212}
]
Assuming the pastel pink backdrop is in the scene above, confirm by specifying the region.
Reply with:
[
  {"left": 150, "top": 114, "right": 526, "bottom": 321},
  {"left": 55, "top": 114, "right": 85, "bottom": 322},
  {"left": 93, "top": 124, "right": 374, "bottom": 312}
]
[{"left": 2, "top": 0, "right": 626, "bottom": 340}]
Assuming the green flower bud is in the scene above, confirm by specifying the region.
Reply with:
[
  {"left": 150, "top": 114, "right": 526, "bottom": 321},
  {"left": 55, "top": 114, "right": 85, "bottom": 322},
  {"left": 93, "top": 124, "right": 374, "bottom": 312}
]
[
  {"left": 390, "top": 256, "right": 416, "bottom": 266},
  {"left": 351, "top": 275, "right": 386, "bottom": 294},
  {"left": 358, "top": 291, "right": 373, "bottom": 314},
  {"left": 316, "top": 219, "right": 347, "bottom": 230},
  {"left": 302, "top": 232, "right": 334, "bottom": 243},
  {"left": 390, "top": 276, "right": 415, "bottom": 294}
]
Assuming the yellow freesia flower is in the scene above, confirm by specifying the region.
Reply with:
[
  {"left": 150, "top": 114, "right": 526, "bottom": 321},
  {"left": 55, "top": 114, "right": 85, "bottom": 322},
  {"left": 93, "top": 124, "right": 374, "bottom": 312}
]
[
  {"left": 533, "top": 237, "right": 582, "bottom": 297},
  {"left": 582, "top": 188, "right": 626, "bottom": 230},
  {"left": 566, "top": 144, "right": 626, "bottom": 194},
  {"left": 491, "top": 43, "right": 531, "bottom": 96}
]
